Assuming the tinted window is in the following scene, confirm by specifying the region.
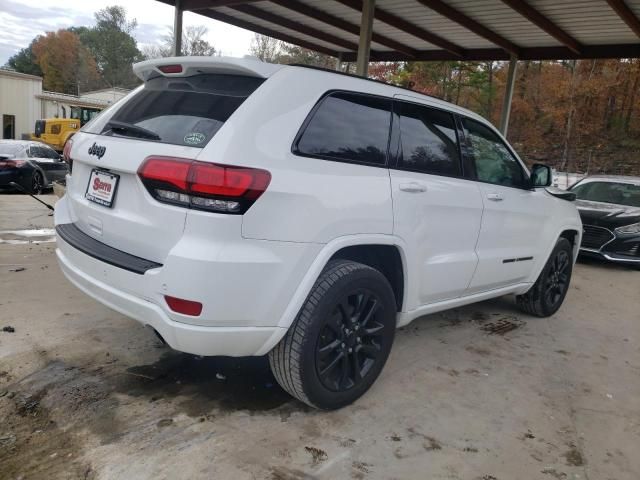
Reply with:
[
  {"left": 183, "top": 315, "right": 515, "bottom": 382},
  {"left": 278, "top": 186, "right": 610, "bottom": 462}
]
[
  {"left": 296, "top": 92, "right": 392, "bottom": 165},
  {"left": 396, "top": 102, "right": 460, "bottom": 176},
  {"left": 571, "top": 181, "right": 640, "bottom": 207},
  {"left": 462, "top": 118, "right": 526, "bottom": 188},
  {"left": 101, "top": 74, "right": 264, "bottom": 147}
]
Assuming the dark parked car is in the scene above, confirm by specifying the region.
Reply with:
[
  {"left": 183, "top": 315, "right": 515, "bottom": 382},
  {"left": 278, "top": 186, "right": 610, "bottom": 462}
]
[
  {"left": 0, "top": 140, "right": 68, "bottom": 194},
  {"left": 569, "top": 175, "right": 640, "bottom": 267}
]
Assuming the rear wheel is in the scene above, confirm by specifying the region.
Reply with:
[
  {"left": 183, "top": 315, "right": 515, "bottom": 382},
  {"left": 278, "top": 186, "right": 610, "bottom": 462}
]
[
  {"left": 269, "top": 260, "right": 396, "bottom": 410},
  {"left": 27, "top": 170, "right": 44, "bottom": 195},
  {"left": 516, "top": 237, "right": 573, "bottom": 317}
]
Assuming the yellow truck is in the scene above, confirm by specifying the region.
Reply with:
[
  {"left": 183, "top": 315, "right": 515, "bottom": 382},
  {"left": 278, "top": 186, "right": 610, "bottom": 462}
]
[{"left": 32, "top": 106, "right": 102, "bottom": 152}]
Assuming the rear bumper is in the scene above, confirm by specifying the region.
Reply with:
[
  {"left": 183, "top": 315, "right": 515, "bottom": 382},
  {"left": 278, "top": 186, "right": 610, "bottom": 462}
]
[{"left": 56, "top": 243, "right": 286, "bottom": 356}]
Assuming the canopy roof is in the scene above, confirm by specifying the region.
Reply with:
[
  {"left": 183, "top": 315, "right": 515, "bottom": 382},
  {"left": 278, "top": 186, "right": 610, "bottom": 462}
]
[{"left": 158, "top": 0, "right": 640, "bottom": 61}]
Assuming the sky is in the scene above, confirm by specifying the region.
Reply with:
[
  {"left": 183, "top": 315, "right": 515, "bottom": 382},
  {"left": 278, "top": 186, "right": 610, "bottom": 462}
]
[{"left": 0, "top": 0, "right": 254, "bottom": 66}]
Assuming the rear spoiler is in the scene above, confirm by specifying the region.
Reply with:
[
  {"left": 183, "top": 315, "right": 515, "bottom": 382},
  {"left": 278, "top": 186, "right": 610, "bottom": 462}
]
[{"left": 133, "top": 56, "right": 284, "bottom": 81}]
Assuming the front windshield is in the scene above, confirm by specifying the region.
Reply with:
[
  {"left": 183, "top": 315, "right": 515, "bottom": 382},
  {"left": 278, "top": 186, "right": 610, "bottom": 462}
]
[{"left": 571, "top": 181, "right": 640, "bottom": 208}]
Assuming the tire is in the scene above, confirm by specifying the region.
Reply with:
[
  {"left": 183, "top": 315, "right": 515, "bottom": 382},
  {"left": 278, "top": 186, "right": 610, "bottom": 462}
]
[
  {"left": 27, "top": 170, "right": 44, "bottom": 195},
  {"left": 269, "top": 260, "right": 397, "bottom": 410},
  {"left": 516, "top": 237, "right": 574, "bottom": 317}
]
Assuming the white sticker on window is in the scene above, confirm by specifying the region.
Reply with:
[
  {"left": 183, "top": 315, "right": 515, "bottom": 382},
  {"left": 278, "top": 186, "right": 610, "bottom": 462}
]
[{"left": 184, "top": 132, "right": 206, "bottom": 145}]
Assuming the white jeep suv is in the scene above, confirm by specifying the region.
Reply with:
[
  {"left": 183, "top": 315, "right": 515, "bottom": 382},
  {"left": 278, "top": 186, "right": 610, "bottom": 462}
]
[{"left": 55, "top": 56, "right": 582, "bottom": 409}]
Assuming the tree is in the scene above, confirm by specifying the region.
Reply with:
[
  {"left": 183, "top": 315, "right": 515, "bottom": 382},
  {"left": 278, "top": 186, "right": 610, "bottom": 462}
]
[
  {"left": 249, "top": 34, "right": 281, "bottom": 62},
  {"left": 143, "top": 25, "right": 216, "bottom": 59},
  {"left": 277, "top": 43, "right": 336, "bottom": 68},
  {"left": 81, "top": 6, "right": 142, "bottom": 88},
  {"left": 31, "top": 30, "right": 101, "bottom": 94},
  {"left": 5, "top": 38, "right": 43, "bottom": 76}
]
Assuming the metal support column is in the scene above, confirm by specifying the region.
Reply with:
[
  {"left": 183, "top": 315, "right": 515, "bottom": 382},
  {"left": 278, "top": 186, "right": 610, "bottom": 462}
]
[
  {"left": 499, "top": 55, "right": 518, "bottom": 136},
  {"left": 335, "top": 52, "right": 343, "bottom": 71},
  {"left": 173, "top": 0, "right": 183, "bottom": 57},
  {"left": 356, "top": 0, "right": 376, "bottom": 77}
]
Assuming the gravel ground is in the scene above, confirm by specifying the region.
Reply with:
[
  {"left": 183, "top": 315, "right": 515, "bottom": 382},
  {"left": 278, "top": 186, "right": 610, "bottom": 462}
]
[{"left": 1, "top": 193, "right": 639, "bottom": 480}]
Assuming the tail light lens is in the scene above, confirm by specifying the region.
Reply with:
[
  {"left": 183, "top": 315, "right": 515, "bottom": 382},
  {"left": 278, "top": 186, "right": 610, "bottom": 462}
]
[
  {"left": 138, "top": 156, "right": 271, "bottom": 214},
  {"left": 62, "top": 138, "right": 73, "bottom": 173},
  {"left": 0, "top": 159, "right": 26, "bottom": 169}
]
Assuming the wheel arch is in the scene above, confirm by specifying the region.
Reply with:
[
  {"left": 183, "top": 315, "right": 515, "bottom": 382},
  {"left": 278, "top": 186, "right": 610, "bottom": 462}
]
[
  {"left": 272, "top": 235, "right": 409, "bottom": 333},
  {"left": 525, "top": 224, "right": 582, "bottom": 287}
]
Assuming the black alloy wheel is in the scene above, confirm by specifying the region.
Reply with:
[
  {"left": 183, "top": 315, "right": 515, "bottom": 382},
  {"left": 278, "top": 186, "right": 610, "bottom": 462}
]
[
  {"left": 269, "top": 260, "right": 396, "bottom": 409},
  {"left": 516, "top": 237, "right": 574, "bottom": 317},
  {"left": 543, "top": 249, "right": 570, "bottom": 308},
  {"left": 315, "top": 290, "right": 385, "bottom": 392}
]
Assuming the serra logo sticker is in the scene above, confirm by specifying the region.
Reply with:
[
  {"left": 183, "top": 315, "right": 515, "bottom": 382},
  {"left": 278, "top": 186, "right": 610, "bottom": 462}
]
[{"left": 184, "top": 132, "right": 206, "bottom": 145}]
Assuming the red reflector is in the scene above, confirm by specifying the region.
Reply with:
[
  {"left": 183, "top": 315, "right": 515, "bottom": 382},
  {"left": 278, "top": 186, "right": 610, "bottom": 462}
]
[
  {"left": 165, "top": 295, "right": 202, "bottom": 316},
  {"left": 158, "top": 64, "right": 182, "bottom": 74}
]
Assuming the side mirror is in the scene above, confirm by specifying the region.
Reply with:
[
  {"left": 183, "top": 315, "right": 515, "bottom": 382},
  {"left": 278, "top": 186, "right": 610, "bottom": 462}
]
[{"left": 530, "top": 164, "right": 552, "bottom": 188}]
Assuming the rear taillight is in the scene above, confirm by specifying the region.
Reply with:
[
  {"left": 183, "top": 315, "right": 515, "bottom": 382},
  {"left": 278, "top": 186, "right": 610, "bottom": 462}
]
[
  {"left": 0, "top": 159, "right": 26, "bottom": 169},
  {"left": 62, "top": 138, "right": 73, "bottom": 162},
  {"left": 63, "top": 138, "right": 73, "bottom": 173},
  {"left": 138, "top": 156, "right": 271, "bottom": 214}
]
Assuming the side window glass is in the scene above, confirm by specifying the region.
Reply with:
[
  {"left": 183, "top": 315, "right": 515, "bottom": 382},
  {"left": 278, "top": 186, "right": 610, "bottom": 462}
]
[
  {"left": 462, "top": 118, "right": 526, "bottom": 188},
  {"left": 44, "top": 147, "right": 59, "bottom": 159},
  {"left": 396, "top": 102, "right": 460, "bottom": 176},
  {"left": 296, "top": 92, "right": 392, "bottom": 165}
]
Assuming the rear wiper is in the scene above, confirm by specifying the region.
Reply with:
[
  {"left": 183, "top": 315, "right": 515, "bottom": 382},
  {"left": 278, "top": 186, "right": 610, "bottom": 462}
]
[{"left": 104, "top": 120, "right": 161, "bottom": 140}]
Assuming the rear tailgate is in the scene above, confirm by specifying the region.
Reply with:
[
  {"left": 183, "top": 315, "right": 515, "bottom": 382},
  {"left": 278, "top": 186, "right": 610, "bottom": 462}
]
[
  {"left": 65, "top": 134, "right": 200, "bottom": 263},
  {"left": 62, "top": 57, "right": 279, "bottom": 265}
]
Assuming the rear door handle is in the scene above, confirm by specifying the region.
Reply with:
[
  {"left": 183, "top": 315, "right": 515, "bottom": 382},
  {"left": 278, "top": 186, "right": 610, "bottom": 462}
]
[
  {"left": 487, "top": 193, "right": 504, "bottom": 201},
  {"left": 399, "top": 182, "right": 427, "bottom": 193}
]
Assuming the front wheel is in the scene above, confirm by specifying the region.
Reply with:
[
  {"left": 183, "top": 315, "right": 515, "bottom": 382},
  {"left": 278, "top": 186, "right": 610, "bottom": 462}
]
[
  {"left": 516, "top": 237, "right": 574, "bottom": 317},
  {"left": 269, "top": 260, "right": 397, "bottom": 410}
]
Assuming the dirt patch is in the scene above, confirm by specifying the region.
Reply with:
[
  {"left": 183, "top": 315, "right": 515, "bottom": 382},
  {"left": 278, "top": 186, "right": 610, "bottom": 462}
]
[
  {"left": 480, "top": 316, "right": 523, "bottom": 335},
  {"left": 563, "top": 446, "right": 584, "bottom": 466},
  {"left": 0, "top": 375, "right": 95, "bottom": 480},
  {"left": 465, "top": 345, "right": 492, "bottom": 357},
  {"left": 116, "top": 352, "right": 292, "bottom": 416},
  {"left": 541, "top": 468, "right": 568, "bottom": 479},
  {"left": 304, "top": 446, "right": 328, "bottom": 465}
]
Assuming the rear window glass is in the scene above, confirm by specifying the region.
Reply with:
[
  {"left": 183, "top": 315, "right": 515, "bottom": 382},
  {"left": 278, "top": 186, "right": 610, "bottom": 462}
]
[
  {"left": 0, "top": 144, "right": 23, "bottom": 155},
  {"left": 98, "top": 74, "right": 264, "bottom": 147},
  {"left": 295, "top": 92, "right": 392, "bottom": 166}
]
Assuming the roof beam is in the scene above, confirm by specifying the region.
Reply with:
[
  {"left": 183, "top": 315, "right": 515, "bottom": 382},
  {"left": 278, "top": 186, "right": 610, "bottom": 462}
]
[
  {"left": 182, "top": 0, "right": 260, "bottom": 10},
  {"left": 415, "top": 0, "right": 520, "bottom": 56},
  {"left": 270, "top": 0, "right": 418, "bottom": 57},
  {"left": 334, "top": 0, "right": 464, "bottom": 58},
  {"left": 342, "top": 44, "right": 640, "bottom": 62},
  {"left": 499, "top": 0, "right": 581, "bottom": 54},
  {"left": 200, "top": 9, "right": 341, "bottom": 57},
  {"left": 230, "top": 3, "right": 360, "bottom": 51},
  {"left": 606, "top": 0, "right": 640, "bottom": 38}
]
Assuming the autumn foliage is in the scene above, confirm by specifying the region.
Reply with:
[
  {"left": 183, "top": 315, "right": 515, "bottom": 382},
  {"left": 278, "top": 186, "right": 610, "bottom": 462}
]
[
  {"left": 31, "top": 30, "right": 101, "bottom": 94},
  {"left": 371, "top": 60, "right": 640, "bottom": 175}
]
